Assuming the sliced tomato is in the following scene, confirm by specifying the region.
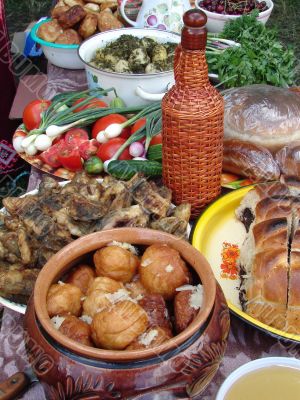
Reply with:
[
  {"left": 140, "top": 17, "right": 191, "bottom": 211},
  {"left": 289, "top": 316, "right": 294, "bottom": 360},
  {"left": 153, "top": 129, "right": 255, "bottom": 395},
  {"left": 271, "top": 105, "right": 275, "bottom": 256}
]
[
  {"left": 58, "top": 145, "right": 83, "bottom": 171},
  {"left": 78, "top": 139, "right": 99, "bottom": 160},
  {"left": 73, "top": 98, "right": 108, "bottom": 113},
  {"left": 64, "top": 128, "right": 89, "bottom": 147},
  {"left": 92, "top": 114, "right": 131, "bottom": 140},
  {"left": 97, "top": 138, "right": 132, "bottom": 162},
  {"left": 40, "top": 141, "right": 65, "bottom": 168},
  {"left": 23, "top": 100, "right": 51, "bottom": 131},
  {"left": 131, "top": 118, "right": 146, "bottom": 134},
  {"left": 150, "top": 133, "right": 162, "bottom": 146}
]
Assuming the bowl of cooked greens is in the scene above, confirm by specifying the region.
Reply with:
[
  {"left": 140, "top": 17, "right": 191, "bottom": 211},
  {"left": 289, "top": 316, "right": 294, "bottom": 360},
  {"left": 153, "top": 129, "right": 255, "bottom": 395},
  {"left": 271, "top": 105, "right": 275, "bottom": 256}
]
[{"left": 78, "top": 28, "right": 180, "bottom": 106}]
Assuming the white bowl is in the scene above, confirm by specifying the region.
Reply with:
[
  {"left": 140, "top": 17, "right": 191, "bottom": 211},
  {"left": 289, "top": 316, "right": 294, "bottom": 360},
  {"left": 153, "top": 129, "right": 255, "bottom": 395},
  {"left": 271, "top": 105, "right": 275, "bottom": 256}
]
[
  {"left": 31, "top": 19, "right": 84, "bottom": 70},
  {"left": 216, "top": 357, "right": 300, "bottom": 400},
  {"left": 78, "top": 28, "right": 180, "bottom": 106},
  {"left": 195, "top": 0, "right": 274, "bottom": 33}
]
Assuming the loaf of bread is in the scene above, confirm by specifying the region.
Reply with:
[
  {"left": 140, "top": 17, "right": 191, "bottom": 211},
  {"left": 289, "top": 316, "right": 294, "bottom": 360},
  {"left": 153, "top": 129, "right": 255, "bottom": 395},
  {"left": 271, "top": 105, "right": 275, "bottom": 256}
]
[
  {"left": 237, "top": 181, "right": 300, "bottom": 334},
  {"left": 223, "top": 139, "right": 280, "bottom": 182},
  {"left": 223, "top": 85, "right": 300, "bottom": 152}
]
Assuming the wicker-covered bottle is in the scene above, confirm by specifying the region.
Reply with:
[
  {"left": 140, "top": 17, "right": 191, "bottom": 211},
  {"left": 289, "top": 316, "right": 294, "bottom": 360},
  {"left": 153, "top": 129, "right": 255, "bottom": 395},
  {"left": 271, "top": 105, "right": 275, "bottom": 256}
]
[{"left": 162, "top": 9, "right": 224, "bottom": 218}]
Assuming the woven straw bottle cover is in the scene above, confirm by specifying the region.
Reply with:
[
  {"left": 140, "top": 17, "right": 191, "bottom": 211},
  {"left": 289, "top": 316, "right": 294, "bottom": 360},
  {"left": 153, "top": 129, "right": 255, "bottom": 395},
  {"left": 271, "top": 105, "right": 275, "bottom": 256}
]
[{"left": 162, "top": 9, "right": 224, "bottom": 218}]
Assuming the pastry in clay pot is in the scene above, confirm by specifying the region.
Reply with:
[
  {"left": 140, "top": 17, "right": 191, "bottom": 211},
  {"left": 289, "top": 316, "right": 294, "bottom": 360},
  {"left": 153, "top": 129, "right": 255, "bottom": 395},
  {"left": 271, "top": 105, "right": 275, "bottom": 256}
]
[
  {"left": 174, "top": 285, "right": 204, "bottom": 333},
  {"left": 139, "top": 293, "right": 173, "bottom": 336},
  {"left": 91, "top": 300, "right": 148, "bottom": 350},
  {"left": 47, "top": 283, "right": 83, "bottom": 317},
  {"left": 125, "top": 278, "right": 148, "bottom": 300},
  {"left": 94, "top": 245, "right": 139, "bottom": 283},
  {"left": 126, "top": 326, "right": 172, "bottom": 350},
  {"left": 139, "top": 244, "right": 190, "bottom": 300},
  {"left": 52, "top": 315, "right": 93, "bottom": 347},
  {"left": 65, "top": 264, "right": 96, "bottom": 295},
  {"left": 83, "top": 277, "right": 125, "bottom": 317}
]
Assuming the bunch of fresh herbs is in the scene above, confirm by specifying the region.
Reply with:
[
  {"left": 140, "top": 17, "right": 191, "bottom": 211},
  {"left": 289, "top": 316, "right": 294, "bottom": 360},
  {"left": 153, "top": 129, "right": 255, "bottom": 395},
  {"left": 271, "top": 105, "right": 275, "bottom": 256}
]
[{"left": 207, "top": 11, "right": 296, "bottom": 88}]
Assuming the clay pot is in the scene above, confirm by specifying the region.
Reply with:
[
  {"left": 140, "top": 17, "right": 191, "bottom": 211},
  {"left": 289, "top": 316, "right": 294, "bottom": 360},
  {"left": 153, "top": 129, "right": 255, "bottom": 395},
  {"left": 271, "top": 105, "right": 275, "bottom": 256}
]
[{"left": 24, "top": 228, "right": 230, "bottom": 399}]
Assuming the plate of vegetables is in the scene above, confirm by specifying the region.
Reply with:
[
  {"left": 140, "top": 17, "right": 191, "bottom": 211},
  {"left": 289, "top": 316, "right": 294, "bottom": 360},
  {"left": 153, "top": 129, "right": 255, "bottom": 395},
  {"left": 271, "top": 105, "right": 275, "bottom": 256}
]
[{"left": 13, "top": 88, "right": 163, "bottom": 180}]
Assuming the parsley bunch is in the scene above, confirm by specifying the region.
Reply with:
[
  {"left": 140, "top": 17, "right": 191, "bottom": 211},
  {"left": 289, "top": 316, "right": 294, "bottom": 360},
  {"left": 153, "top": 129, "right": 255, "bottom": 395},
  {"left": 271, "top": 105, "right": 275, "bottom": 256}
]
[{"left": 207, "top": 11, "right": 296, "bottom": 88}]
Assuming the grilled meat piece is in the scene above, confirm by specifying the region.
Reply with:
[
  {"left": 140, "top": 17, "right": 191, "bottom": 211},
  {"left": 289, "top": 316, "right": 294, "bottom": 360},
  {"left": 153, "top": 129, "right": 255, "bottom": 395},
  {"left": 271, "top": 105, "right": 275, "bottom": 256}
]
[
  {"left": 21, "top": 206, "right": 55, "bottom": 237},
  {"left": 38, "top": 175, "right": 60, "bottom": 195},
  {"left": 66, "top": 195, "right": 108, "bottom": 221},
  {"left": 151, "top": 217, "right": 188, "bottom": 239},
  {"left": 99, "top": 205, "right": 149, "bottom": 230},
  {"left": 0, "top": 264, "right": 40, "bottom": 303},
  {"left": 127, "top": 174, "right": 171, "bottom": 218},
  {"left": 0, "top": 230, "right": 21, "bottom": 263},
  {"left": 53, "top": 208, "right": 95, "bottom": 237},
  {"left": 17, "top": 228, "right": 32, "bottom": 265},
  {"left": 172, "top": 204, "right": 191, "bottom": 222},
  {"left": 2, "top": 196, "right": 36, "bottom": 216}
]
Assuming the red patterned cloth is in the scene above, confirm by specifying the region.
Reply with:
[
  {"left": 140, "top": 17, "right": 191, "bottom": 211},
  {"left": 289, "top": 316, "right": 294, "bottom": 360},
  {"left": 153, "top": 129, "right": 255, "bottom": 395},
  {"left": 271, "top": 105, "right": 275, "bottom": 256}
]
[{"left": 0, "top": 0, "right": 21, "bottom": 174}]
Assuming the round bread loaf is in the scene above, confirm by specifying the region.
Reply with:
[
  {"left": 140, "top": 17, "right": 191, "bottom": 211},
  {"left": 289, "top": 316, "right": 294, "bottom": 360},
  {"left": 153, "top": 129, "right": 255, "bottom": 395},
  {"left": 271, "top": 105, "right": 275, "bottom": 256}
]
[{"left": 223, "top": 85, "right": 300, "bottom": 152}]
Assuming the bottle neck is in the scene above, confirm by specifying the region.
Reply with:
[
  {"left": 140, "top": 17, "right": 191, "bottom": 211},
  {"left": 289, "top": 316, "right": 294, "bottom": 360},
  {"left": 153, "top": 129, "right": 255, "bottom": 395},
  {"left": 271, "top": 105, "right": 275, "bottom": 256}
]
[{"left": 174, "top": 45, "right": 209, "bottom": 88}]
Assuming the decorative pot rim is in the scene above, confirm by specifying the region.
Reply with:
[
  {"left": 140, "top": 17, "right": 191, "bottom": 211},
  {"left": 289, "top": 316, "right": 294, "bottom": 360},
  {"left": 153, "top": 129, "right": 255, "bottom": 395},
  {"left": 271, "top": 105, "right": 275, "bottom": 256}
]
[{"left": 34, "top": 228, "right": 216, "bottom": 362}]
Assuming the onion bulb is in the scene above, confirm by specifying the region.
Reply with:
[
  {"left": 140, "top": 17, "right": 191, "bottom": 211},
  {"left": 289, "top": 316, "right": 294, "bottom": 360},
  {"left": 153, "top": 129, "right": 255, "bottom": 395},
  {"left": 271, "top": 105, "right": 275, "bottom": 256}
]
[
  {"left": 25, "top": 144, "right": 38, "bottom": 156},
  {"left": 13, "top": 137, "right": 25, "bottom": 153},
  {"left": 35, "top": 134, "right": 52, "bottom": 151},
  {"left": 21, "top": 134, "right": 38, "bottom": 148},
  {"left": 96, "top": 123, "right": 123, "bottom": 143},
  {"left": 129, "top": 142, "right": 144, "bottom": 158}
]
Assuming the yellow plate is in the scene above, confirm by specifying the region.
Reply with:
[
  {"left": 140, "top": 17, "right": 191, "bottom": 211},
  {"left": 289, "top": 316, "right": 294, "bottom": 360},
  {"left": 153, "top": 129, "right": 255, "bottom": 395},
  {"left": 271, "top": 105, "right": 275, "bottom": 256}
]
[{"left": 192, "top": 186, "right": 300, "bottom": 343}]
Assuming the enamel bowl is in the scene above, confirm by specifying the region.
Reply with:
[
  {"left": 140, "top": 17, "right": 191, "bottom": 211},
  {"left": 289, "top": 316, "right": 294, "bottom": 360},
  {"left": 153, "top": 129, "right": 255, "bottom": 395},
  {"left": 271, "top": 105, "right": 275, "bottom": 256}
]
[
  {"left": 31, "top": 19, "right": 84, "bottom": 70},
  {"left": 24, "top": 228, "right": 230, "bottom": 399},
  {"left": 78, "top": 28, "right": 180, "bottom": 106},
  {"left": 195, "top": 0, "right": 274, "bottom": 33}
]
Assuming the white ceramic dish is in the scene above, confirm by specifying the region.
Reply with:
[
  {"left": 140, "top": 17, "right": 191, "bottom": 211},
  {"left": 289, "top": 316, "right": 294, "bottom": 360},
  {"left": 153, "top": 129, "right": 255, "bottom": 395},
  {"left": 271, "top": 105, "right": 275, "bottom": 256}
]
[
  {"left": 78, "top": 28, "right": 180, "bottom": 106},
  {"left": 195, "top": 0, "right": 274, "bottom": 33},
  {"left": 216, "top": 357, "right": 300, "bottom": 399},
  {"left": 31, "top": 19, "right": 84, "bottom": 70}
]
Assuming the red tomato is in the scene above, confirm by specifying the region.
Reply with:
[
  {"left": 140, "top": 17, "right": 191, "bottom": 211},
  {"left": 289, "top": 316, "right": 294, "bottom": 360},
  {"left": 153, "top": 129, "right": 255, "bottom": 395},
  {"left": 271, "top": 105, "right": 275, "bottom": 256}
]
[
  {"left": 14, "top": 130, "right": 27, "bottom": 138},
  {"left": 131, "top": 118, "right": 146, "bottom": 134},
  {"left": 97, "top": 138, "right": 132, "bottom": 162},
  {"left": 64, "top": 128, "right": 89, "bottom": 146},
  {"left": 78, "top": 139, "right": 99, "bottom": 160},
  {"left": 58, "top": 145, "right": 83, "bottom": 171},
  {"left": 92, "top": 114, "right": 130, "bottom": 140},
  {"left": 73, "top": 98, "right": 108, "bottom": 113},
  {"left": 23, "top": 100, "right": 51, "bottom": 131},
  {"left": 40, "top": 141, "right": 65, "bottom": 168},
  {"left": 150, "top": 133, "right": 162, "bottom": 146}
]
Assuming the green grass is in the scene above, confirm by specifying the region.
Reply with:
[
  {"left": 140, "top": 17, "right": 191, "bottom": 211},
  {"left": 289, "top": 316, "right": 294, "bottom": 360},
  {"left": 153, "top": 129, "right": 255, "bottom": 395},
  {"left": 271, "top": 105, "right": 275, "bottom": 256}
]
[
  {"left": 268, "top": 0, "right": 300, "bottom": 85},
  {"left": 6, "top": 0, "right": 52, "bottom": 36}
]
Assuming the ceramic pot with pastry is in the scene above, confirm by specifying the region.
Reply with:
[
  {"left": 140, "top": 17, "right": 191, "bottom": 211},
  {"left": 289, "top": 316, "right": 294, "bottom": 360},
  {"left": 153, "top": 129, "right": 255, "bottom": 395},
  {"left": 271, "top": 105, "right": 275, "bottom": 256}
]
[
  {"left": 22, "top": 228, "right": 229, "bottom": 399},
  {"left": 222, "top": 85, "right": 300, "bottom": 181}
]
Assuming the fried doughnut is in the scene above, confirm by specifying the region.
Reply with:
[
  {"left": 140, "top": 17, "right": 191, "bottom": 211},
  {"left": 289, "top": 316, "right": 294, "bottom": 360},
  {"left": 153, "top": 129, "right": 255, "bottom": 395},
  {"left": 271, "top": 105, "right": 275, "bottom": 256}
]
[
  {"left": 91, "top": 300, "right": 148, "bottom": 349},
  {"left": 37, "top": 19, "right": 63, "bottom": 43},
  {"left": 59, "top": 315, "right": 93, "bottom": 346},
  {"left": 78, "top": 13, "right": 98, "bottom": 39},
  {"left": 47, "top": 283, "right": 83, "bottom": 317},
  {"left": 55, "top": 29, "right": 82, "bottom": 45},
  {"left": 65, "top": 264, "right": 96, "bottom": 294},
  {"left": 139, "top": 244, "right": 190, "bottom": 300},
  {"left": 58, "top": 5, "right": 86, "bottom": 29},
  {"left": 94, "top": 245, "right": 139, "bottom": 283}
]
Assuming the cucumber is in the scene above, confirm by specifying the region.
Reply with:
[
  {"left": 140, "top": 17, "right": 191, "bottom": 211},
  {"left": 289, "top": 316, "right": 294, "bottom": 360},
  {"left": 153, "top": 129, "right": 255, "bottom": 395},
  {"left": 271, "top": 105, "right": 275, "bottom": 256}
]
[
  {"left": 147, "top": 144, "right": 162, "bottom": 161},
  {"left": 107, "top": 160, "right": 162, "bottom": 180}
]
